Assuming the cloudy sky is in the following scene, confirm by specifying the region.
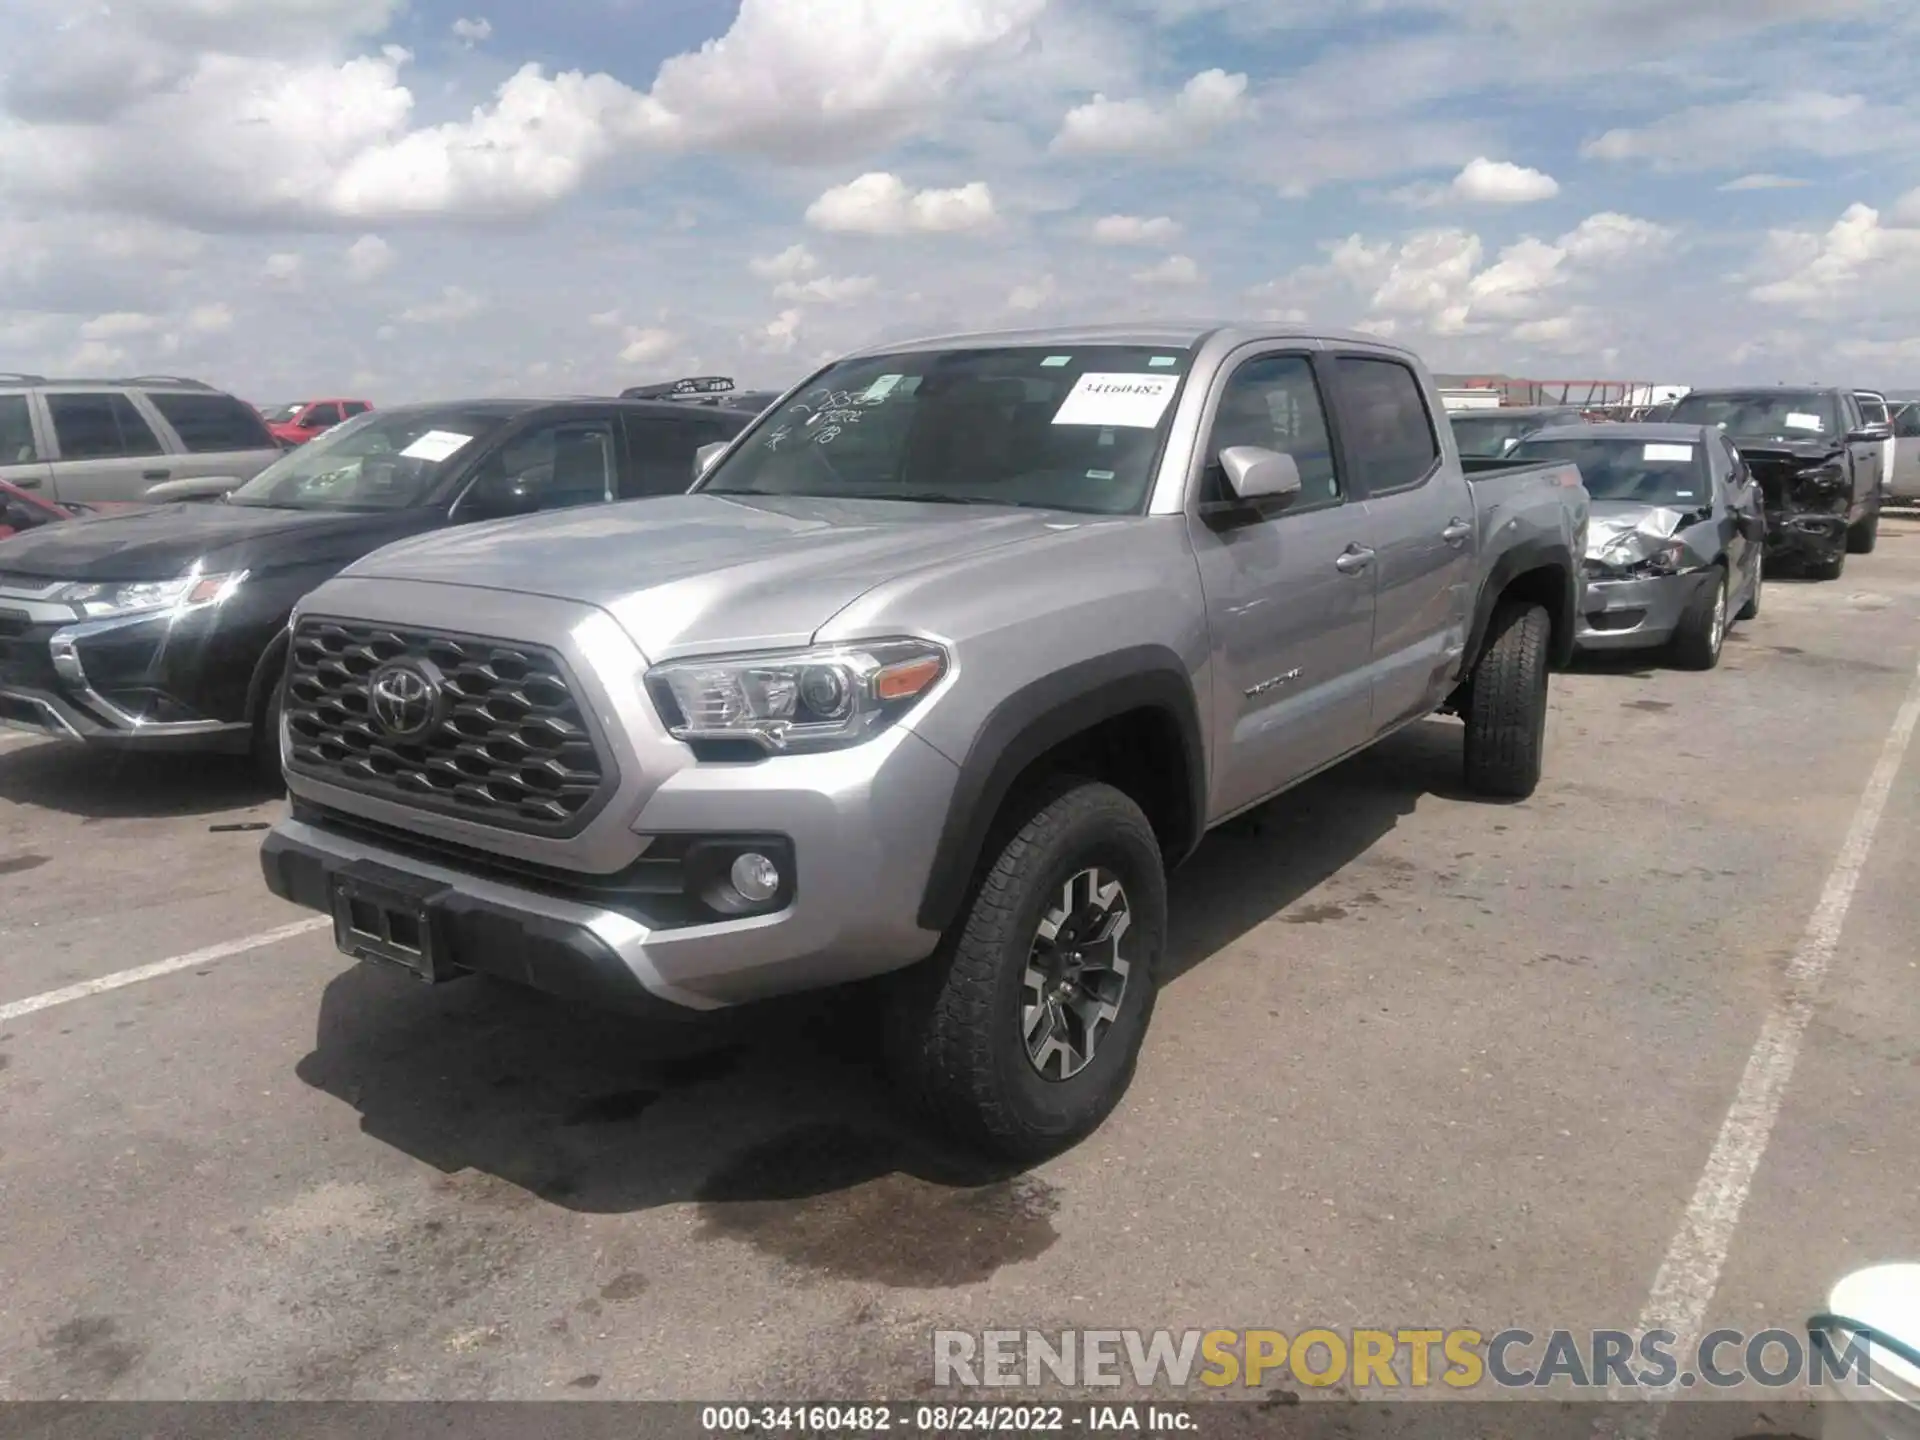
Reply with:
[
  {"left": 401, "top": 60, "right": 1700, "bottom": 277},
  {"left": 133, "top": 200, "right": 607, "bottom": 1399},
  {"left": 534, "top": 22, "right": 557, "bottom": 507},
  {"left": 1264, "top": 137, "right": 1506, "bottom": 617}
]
[{"left": 2, "top": 0, "right": 1917, "bottom": 404}]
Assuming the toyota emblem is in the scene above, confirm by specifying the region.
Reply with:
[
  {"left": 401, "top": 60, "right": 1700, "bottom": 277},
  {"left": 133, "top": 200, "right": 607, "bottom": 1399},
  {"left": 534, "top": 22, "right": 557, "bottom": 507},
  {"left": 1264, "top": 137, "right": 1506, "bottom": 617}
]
[{"left": 367, "top": 659, "right": 445, "bottom": 741}]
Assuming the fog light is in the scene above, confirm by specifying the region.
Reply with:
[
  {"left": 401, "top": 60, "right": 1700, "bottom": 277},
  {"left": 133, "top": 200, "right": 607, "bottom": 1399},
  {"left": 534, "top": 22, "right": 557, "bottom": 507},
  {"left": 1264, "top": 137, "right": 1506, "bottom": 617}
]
[{"left": 730, "top": 852, "right": 781, "bottom": 904}]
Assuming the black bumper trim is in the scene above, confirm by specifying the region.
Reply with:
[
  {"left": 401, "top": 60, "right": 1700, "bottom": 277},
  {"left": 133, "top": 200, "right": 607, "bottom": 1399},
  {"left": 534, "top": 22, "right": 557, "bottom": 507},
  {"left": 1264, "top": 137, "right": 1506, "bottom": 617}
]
[{"left": 260, "top": 827, "right": 694, "bottom": 1019}]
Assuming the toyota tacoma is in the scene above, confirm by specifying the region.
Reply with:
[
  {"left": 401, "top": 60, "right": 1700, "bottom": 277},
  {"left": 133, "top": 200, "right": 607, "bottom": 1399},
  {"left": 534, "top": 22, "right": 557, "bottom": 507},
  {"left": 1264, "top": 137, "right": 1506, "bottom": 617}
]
[{"left": 260, "top": 323, "right": 1589, "bottom": 1157}]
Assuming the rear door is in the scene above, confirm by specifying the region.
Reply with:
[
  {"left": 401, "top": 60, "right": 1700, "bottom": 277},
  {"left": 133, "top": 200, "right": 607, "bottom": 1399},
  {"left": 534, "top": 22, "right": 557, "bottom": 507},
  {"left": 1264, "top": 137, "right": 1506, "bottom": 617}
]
[
  {"left": 1855, "top": 390, "right": 1892, "bottom": 494},
  {"left": 0, "top": 393, "right": 53, "bottom": 494},
  {"left": 142, "top": 389, "right": 283, "bottom": 483},
  {"left": 1186, "top": 346, "right": 1379, "bottom": 817},
  {"left": 43, "top": 390, "right": 174, "bottom": 502},
  {"left": 1325, "top": 350, "right": 1476, "bottom": 733}
]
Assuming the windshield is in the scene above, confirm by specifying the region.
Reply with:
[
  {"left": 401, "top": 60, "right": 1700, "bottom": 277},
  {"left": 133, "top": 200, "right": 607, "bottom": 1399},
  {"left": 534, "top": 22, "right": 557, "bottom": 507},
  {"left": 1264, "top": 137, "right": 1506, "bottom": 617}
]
[
  {"left": 700, "top": 345, "right": 1193, "bottom": 514},
  {"left": 1667, "top": 392, "right": 1838, "bottom": 443},
  {"left": 226, "top": 408, "right": 508, "bottom": 510},
  {"left": 1450, "top": 414, "right": 1553, "bottom": 457},
  {"left": 1510, "top": 435, "right": 1710, "bottom": 507},
  {"left": 261, "top": 403, "right": 303, "bottom": 422}
]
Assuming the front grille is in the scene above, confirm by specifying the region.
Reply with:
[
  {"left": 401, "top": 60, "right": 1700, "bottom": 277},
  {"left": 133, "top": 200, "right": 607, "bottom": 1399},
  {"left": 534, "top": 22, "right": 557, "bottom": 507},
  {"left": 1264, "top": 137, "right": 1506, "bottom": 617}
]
[{"left": 284, "top": 617, "right": 616, "bottom": 836}]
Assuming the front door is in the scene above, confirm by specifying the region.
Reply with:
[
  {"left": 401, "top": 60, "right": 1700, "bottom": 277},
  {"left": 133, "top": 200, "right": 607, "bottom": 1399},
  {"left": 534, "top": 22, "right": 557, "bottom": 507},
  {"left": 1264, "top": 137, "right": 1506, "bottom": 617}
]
[
  {"left": 1892, "top": 404, "right": 1920, "bottom": 500},
  {"left": 1325, "top": 351, "right": 1475, "bottom": 732},
  {"left": 0, "top": 393, "right": 52, "bottom": 495},
  {"left": 1187, "top": 348, "right": 1378, "bottom": 819}
]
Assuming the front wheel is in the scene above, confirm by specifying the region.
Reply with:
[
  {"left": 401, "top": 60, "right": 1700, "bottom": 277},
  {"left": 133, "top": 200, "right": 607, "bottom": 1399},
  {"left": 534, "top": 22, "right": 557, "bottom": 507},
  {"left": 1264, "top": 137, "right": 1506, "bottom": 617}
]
[
  {"left": 1462, "top": 601, "right": 1551, "bottom": 800},
  {"left": 885, "top": 779, "right": 1166, "bottom": 1160},
  {"left": 1670, "top": 566, "right": 1728, "bottom": 671},
  {"left": 1847, "top": 506, "right": 1879, "bottom": 555},
  {"left": 253, "top": 674, "right": 286, "bottom": 787},
  {"left": 1808, "top": 548, "right": 1847, "bottom": 581}
]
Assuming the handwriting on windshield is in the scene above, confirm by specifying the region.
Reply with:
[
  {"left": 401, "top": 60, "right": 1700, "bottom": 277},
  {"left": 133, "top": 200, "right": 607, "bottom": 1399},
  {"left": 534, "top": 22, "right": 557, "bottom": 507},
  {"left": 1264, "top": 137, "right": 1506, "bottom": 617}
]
[{"left": 763, "top": 386, "right": 890, "bottom": 450}]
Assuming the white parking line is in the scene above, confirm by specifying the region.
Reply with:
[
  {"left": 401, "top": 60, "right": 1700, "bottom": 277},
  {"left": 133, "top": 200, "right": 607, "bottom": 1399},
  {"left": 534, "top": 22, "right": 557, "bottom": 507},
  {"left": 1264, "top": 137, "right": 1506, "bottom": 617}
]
[
  {"left": 0, "top": 917, "right": 331, "bottom": 1024},
  {"left": 1605, "top": 655, "right": 1920, "bottom": 1432}
]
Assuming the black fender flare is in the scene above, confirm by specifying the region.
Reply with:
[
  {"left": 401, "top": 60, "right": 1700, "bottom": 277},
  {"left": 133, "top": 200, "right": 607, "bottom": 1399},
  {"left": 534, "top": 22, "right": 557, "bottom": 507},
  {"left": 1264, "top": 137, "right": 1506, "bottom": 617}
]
[
  {"left": 914, "top": 645, "right": 1207, "bottom": 934},
  {"left": 1464, "top": 538, "right": 1577, "bottom": 674},
  {"left": 244, "top": 624, "right": 293, "bottom": 728}
]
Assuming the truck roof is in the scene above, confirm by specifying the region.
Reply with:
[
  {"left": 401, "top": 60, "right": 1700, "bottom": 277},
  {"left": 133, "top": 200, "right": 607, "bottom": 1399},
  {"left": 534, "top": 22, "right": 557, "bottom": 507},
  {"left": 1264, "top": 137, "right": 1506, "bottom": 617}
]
[{"left": 842, "top": 320, "right": 1417, "bottom": 362}]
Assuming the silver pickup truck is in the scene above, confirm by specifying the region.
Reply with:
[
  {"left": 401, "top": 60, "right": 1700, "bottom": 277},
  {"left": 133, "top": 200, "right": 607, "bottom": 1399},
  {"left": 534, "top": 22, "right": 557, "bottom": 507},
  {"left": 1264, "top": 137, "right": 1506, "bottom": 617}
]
[{"left": 260, "top": 323, "right": 1589, "bottom": 1157}]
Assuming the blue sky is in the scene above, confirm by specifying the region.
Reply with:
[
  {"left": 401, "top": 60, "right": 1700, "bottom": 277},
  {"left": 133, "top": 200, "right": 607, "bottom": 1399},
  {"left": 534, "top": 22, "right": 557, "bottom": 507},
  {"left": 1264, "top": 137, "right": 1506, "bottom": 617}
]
[{"left": 2, "top": 0, "right": 1916, "bottom": 403}]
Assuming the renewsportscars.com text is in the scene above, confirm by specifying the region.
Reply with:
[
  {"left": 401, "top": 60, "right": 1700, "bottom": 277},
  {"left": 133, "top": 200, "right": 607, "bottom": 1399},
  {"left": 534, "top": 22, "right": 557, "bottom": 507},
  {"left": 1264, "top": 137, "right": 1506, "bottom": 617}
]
[{"left": 933, "top": 1327, "right": 1876, "bottom": 1392}]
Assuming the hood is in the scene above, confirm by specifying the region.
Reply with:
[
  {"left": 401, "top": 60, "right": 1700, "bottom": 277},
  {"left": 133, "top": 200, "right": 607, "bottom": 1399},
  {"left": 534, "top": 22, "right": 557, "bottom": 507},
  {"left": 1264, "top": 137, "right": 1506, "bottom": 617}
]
[
  {"left": 344, "top": 492, "right": 1091, "bottom": 658},
  {"left": 1584, "top": 501, "right": 1712, "bottom": 573},
  {"left": 1740, "top": 446, "right": 1850, "bottom": 514},
  {"left": 0, "top": 500, "right": 441, "bottom": 582},
  {"left": 1728, "top": 436, "right": 1842, "bottom": 462}
]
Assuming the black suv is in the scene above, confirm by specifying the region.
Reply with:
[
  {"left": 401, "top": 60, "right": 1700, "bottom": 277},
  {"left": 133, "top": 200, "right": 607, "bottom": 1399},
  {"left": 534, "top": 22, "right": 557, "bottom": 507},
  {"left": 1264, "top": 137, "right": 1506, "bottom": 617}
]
[
  {"left": 0, "top": 386, "right": 759, "bottom": 767},
  {"left": 1666, "top": 386, "right": 1888, "bottom": 579}
]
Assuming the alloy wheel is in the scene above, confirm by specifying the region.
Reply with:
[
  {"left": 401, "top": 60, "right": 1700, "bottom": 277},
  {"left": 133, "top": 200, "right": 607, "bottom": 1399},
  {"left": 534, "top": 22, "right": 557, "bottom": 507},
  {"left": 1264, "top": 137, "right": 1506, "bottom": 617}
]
[{"left": 1022, "top": 868, "right": 1133, "bottom": 1081}]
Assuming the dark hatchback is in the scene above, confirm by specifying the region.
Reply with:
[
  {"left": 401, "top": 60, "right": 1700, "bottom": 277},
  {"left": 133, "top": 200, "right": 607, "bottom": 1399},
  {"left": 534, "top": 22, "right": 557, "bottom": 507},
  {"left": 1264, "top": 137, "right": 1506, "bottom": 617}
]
[{"left": 0, "top": 394, "right": 756, "bottom": 765}]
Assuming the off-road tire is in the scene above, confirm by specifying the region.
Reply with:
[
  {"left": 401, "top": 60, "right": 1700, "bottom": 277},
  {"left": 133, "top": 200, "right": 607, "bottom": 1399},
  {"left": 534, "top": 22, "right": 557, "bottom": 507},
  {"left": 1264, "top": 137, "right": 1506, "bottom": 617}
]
[
  {"left": 884, "top": 779, "right": 1166, "bottom": 1160},
  {"left": 1462, "top": 601, "right": 1550, "bottom": 800},
  {"left": 1670, "top": 565, "right": 1728, "bottom": 672},
  {"left": 1847, "top": 506, "right": 1880, "bottom": 555},
  {"left": 1736, "top": 561, "right": 1761, "bottom": 621}
]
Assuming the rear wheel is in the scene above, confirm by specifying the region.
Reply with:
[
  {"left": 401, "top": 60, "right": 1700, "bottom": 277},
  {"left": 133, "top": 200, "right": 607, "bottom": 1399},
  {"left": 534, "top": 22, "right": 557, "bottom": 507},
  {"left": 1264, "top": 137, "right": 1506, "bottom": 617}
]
[
  {"left": 1462, "top": 601, "right": 1550, "bottom": 800},
  {"left": 1670, "top": 566, "right": 1728, "bottom": 671},
  {"left": 885, "top": 779, "right": 1165, "bottom": 1159},
  {"left": 1808, "top": 548, "right": 1847, "bottom": 582}
]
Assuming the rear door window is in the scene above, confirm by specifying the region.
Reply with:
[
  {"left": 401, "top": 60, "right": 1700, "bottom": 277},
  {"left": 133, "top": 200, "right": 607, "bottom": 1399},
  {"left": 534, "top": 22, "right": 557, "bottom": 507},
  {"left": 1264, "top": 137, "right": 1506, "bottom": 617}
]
[
  {"left": 304, "top": 402, "right": 342, "bottom": 428},
  {"left": 48, "top": 393, "right": 164, "bottom": 460},
  {"left": 1329, "top": 356, "right": 1441, "bottom": 493},
  {"left": 146, "top": 392, "right": 276, "bottom": 453},
  {"left": 0, "top": 395, "right": 38, "bottom": 464},
  {"left": 341, "top": 401, "right": 370, "bottom": 417},
  {"left": 625, "top": 414, "right": 741, "bottom": 497}
]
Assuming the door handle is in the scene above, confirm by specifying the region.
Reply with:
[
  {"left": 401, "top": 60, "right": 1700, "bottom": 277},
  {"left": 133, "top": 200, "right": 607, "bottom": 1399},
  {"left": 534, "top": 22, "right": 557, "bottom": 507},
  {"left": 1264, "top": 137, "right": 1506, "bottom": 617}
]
[
  {"left": 13, "top": 476, "right": 41, "bottom": 489},
  {"left": 141, "top": 469, "right": 171, "bottom": 481},
  {"left": 1441, "top": 519, "right": 1473, "bottom": 545},
  {"left": 1334, "top": 544, "right": 1375, "bottom": 575}
]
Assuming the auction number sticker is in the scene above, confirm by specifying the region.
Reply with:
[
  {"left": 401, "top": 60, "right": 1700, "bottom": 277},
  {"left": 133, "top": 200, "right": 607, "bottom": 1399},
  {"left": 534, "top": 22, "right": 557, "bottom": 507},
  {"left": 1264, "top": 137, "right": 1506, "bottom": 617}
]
[
  {"left": 399, "top": 430, "right": 473, "bottom": 462},
  {"left": 1642, "top": 443, "right": 1694, "bottom": 462},
  {"left": 1051, "top": 373, "right": 1179, "bottom": 429}
]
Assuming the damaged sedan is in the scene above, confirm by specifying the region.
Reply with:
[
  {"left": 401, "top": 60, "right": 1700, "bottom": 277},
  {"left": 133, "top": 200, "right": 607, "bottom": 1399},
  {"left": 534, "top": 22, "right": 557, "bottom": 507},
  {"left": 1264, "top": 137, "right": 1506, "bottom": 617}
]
[
  {"left": 1508, "top": 424, "right": 1763, "bottom": 671},
  {"left": 1665, "top": 386, "right": 1886, "bottom": 579}
]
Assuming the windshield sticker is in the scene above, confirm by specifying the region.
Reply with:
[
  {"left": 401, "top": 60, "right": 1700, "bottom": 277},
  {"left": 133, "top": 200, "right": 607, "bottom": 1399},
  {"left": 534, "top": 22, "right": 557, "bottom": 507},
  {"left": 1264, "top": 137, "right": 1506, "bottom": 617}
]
[
  {"left": 1785, "top": 412, "right": 1824, "bottom": 431},
  {"left": 1087, "top": 469, "right": 1116, "bottom": 480},
  {"left": 1643, "top": 443, "right": 1695, "bottom": 462},
  {"left": 398, "top": 430, "right": 473, "bottom": 463},
  {"left": 861, "top": 374, "right": 904, "bottom": 403},
  {"left": 1673, "top": 490, "right": 1695, "bottom": 498},
  {"left": 1052, "top": 373, "right": 1179, "bottom": 429},
  {"left": 1149, "top": 356, "right": 1177, "bottom": 367},
  {"left": 1041, "top": 355, "right": 1072, "bottom": 367}
]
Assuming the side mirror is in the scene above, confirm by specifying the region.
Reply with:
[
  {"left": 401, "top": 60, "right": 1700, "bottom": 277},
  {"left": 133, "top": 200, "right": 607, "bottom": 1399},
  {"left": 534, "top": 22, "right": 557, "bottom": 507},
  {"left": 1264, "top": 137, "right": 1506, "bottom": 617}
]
[
  {"left": 694, "top": 441, "right": 728, "bottom": 479},
  {"left": 1849, "top": 425, "right": 1892, "bottom": 443},
  {"left": 1218, "top": 446, "right": 1303, "bottom": 506}
]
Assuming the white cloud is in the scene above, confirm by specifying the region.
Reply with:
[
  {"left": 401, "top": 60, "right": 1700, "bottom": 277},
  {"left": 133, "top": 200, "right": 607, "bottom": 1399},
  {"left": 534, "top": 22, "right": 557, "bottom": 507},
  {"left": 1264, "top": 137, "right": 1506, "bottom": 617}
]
[
  {"left": 400, "top": 285, "right": 485, "bottom": 324},
  {"left": 773, "top": 274, "right": 879, "bottom": 304},
  {"left": 1052, "top": 67, "right": 1249, "bottom": 155},
  {"left": 263, "top": 252, "right": 303, "bottom": 282},
  {"left": 1720, "top": 173, "right": 1810, "bottom": 191},
  {"left": 1006, "top": 274, "right": 1057, "bottom": 311},
  {"left": 587, "top": 308, "right": 624, "bottom": 329},
  {"left": 1894, "top": 188, "right": 1920, "bottom": 226},
  {"left": 1091, "top": 214, "right": 1182, "bottom": 245},
  {"left": 805, "top": 173, "right": 996, "bottom": 235},
  {"left": 187, "top": 302, "right": 234, "bottom": 333},
  {"left": 748, "top": 244, "right": 818, "bottom": 281},
  {"left": 755, "top": 308, "right": 804, "bottom": 355},
  {"left": 618, "top": 327, "right": 677, "bottom": 364},
  {"left": 79, "top": 312, "right": 161, "bottom": 341},
  {"left": 1583, "top": 91, "right": 1919, "bottom": 171},
  {"left": 1132, "top": 254, "right": 1202, "bottom": 286},
  {"left": 344, "top": 233, "right": 394, "bottom": 282},
  {"left": 451, "top": 16, "right": 492, "bottom": 46},
  {"left": 1750, "top": 204, "right": 1920, "bottom": 311},
  {"left": 1450, "top": 156, "right": 1559, "bottom": 204}
]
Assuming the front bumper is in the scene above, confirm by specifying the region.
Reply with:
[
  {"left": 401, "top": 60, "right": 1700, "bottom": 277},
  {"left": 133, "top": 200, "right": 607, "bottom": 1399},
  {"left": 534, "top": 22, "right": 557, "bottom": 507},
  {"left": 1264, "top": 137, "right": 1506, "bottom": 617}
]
[
  {"left": 1575, "top": 570, "right": 1715, "bottom": 652},
  {"left": 1762, "top": 510, "right": 1847, "bottom": 563},
  {"left": 0, "top": 601, "right": 250, "bottom": 750}
]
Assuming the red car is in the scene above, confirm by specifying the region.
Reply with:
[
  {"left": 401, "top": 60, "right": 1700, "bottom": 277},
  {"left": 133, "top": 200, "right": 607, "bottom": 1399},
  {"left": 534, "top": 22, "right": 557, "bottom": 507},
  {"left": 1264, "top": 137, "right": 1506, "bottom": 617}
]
[
  {"left": 260, "top": 398, "right": 374, "bottom": 446},
  {"left": 0, "top": 480, "right": 141, "bottom": 539}
]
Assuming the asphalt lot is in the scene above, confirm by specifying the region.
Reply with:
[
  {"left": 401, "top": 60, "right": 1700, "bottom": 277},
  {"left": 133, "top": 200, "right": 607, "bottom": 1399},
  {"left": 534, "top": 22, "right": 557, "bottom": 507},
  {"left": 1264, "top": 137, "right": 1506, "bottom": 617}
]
[{"left": 2, "top": 527, "right": 1918, "bottom": 1408}]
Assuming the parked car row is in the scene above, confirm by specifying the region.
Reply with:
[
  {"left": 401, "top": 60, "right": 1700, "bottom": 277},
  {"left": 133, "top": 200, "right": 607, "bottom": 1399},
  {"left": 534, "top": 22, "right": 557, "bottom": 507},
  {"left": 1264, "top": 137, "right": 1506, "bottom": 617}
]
[{"left": 0, "top": 324, "right": 1894, "bottom": 1160}]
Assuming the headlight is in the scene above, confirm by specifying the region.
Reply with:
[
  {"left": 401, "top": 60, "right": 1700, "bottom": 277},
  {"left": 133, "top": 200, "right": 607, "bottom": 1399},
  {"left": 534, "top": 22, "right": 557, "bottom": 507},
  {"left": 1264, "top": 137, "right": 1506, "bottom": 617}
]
[
  {"left": 1585, "top": 540, "right": 1685, "bottom": 579},
  {"left": 644, "top": 638, "right": 949, "bottom": 753},
  {"left": 52, "top": 570, "right": 245, "bottom": 619},
  {"left": 1617, "top": 541, "right": 1686, "bottom": 578}
]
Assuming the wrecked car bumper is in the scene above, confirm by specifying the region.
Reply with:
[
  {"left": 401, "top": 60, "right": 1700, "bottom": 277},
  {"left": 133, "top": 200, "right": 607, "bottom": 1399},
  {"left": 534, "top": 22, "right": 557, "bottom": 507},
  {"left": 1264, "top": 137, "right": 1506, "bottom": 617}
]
[
  {"left": 1576, "top": 571, "right": 1714, "bottom": 651},
  {"left": 1762, "top": 510, "right": 1847, "bottom": 564}
]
